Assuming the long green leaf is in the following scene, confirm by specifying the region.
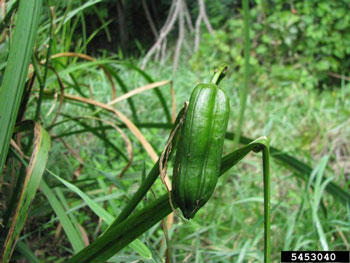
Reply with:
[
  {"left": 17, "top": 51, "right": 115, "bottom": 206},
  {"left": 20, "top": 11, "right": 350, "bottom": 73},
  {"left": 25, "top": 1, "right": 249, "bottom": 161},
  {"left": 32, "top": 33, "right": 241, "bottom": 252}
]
[
  {"left": 47, "top": 169, "right": 114, "bottom": 223},
  {"left": 1, "top": 123, "right": 50, "bottom": 262},
  {"left": 46, "top": 169, "right": 152, "bottom": 259},
  {"left": 40, "top": 179, "right": 85, "bottom": 253},
  {"left": 55, "top": 188, "right": 86, "bottom": 246},
  {"left": 0, "top": 0, "right": 42, "bottom": 174},
  {"left": 15, "top": 241, "right": 41, "bottom": 263}
]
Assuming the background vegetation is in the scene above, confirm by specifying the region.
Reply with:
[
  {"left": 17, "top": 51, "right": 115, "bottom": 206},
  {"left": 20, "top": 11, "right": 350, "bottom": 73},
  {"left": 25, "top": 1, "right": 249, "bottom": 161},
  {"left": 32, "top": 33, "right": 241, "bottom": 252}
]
[{"left": 0, "top": 0, "right": 349, "bottom": 262}]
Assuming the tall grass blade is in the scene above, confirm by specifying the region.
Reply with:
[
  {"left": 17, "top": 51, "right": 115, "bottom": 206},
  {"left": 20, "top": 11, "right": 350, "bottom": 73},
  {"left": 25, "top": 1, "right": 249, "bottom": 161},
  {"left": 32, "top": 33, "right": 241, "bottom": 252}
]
[
  {"left": 55, "top": 188, "right": 86, "bottom": 245},
  {"left": 38, "top": 0, "right": 103, "bottom": 36},
  {"left": 47, "top": 169, "right": 114, "bottom": 223},
  {"left": 1, "top": 123, "right": 50, "bottom": 262},
  {"left": 40, "top": 179, "right": 85, "bottom": 253},
  {"left": 46, "top": 169, "right": 152, "bottom": 259},
  {"left": 310, "top": 156, "right": 332, "bottom": 250},
  {"left": 55, "top": 115, "right": 129, "bottom": 161},
  {"left": 0, "top": 0, "right": 42, "bottom": 174},
  {"left": 15, "top": 241, "right": 41, "bottom": 263}
]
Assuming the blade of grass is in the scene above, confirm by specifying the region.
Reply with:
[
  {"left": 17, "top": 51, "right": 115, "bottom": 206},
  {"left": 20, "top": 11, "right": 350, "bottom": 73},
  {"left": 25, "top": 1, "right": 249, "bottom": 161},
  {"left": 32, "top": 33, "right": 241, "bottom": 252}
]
[
  {"left": 56, "top": 115, "right": 129, "bottom": 161},
  {"left": 15, "top": 241, "right": 41, "bottom": 263},
  {"left": 38, "top": 0, "right": 103, "bottom": 36},
  {"left": 47, "top": 169, "right": 114, "bottom": 223},
  {"left": 79, "top": 12, "right": 87, "bottom": 54},
  {"left": 40, "top": 179, "right": 85, "bottom": 253},
  {"left": 108, "top": 80, "right": 171, "bottom": 106},
  {"left": 49, "top": 52, "right": 117, "bottom": 98},
  {"left": 77, "top": 19, "right": 113, "bottom": 55},
  {"left": 91, "top": 5, "right": 112, "bottom": 42},
  {"left": 1, "top": 123, "right": 50, "bottom": 262},
  {"left": 55, "top": 188, "right": 85, "bottom": 246},
  {"left": 0, "top": 0, "right": 42, "bottom": 174},
  {"left": 310, "top": 156, "right": 332, "bottom": 250},
  {"left": 46, "top": 169, "right": 152, "bottom": 259}
]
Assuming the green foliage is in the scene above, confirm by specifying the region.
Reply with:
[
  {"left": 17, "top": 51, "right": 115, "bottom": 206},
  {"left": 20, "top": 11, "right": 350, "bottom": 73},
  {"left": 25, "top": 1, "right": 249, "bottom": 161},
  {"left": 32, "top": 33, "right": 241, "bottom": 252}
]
[{"left": 192, "top": 0, "right": 350, "bottom": 90}]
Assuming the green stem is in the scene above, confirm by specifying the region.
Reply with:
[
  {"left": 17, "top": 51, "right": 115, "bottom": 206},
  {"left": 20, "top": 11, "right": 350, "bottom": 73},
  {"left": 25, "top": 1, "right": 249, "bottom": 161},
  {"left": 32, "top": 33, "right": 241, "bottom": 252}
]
[
  {"left": 210, "top": 64, "right": 229, "bottom": 85},
  {"left": 262, "top": 144, "right": 271, "bottom": 263},
  {"left": 222, "top": 137, "right": 271, "bottom": 262},
  {"left": 233, "top": 0, "right": 250, "bottom": 149}
]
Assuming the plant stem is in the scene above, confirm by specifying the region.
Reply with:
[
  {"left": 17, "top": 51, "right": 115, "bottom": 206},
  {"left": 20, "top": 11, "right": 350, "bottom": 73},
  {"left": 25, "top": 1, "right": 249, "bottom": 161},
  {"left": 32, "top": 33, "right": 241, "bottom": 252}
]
[
  {"left": 210, "top": 63, "right": 229, "bottom": 85},
  {"left": 262, "top": 143, "right": 271, "bottom": 263},
  {"left": 233, "top": 0, "right": 250, "bottom": 149}
]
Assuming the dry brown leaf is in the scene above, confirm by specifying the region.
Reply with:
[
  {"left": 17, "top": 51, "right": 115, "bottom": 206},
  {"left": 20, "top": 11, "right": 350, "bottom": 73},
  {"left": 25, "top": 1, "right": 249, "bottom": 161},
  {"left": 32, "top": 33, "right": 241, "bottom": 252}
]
[
  {"left": 78, "top": 224, "right": 90, "bottom": 246},
  {"left": 61, "top": 93, "right": 158, "bottom": 162},
  {"left": 108, "top": 80, "right": 171, "bottom": 106},
  {"left": 10, "top": 139, "right": 28, "bottom": 160}
]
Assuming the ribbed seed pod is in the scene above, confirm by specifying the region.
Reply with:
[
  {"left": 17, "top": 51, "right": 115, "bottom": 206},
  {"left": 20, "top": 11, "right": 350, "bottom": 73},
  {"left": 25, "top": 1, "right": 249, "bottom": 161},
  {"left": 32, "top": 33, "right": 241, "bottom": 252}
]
[{"left": 172, "top": 82, "right": 230, "bottom": 219}]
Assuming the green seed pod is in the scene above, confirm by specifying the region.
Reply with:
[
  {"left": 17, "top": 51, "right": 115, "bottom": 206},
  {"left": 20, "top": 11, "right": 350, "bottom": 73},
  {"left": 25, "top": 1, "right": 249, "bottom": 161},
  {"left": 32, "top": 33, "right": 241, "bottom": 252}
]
[{"left": 172, "top": 67, "right": 230, "bottom": 219}]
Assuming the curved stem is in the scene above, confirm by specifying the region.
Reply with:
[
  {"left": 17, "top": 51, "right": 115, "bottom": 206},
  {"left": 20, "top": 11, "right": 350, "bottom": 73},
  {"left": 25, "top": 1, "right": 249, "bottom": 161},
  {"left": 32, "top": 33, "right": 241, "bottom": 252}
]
[{"left": 222, "top": 137, "right": 271, "bottom": 262}]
